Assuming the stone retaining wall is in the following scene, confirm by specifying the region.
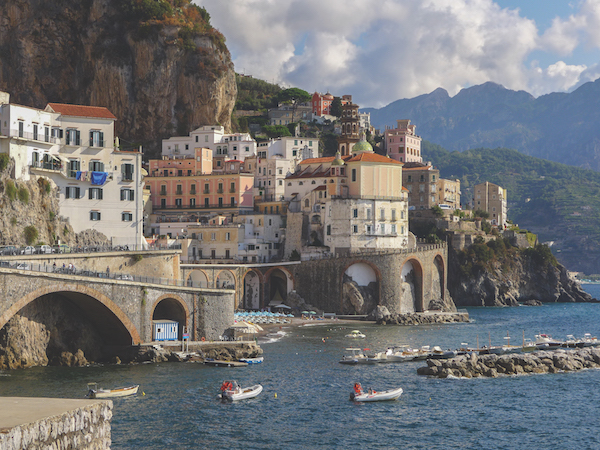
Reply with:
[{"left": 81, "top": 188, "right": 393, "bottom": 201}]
[{"left": 0, "top": 398, "right": 112, "bottom": 450}]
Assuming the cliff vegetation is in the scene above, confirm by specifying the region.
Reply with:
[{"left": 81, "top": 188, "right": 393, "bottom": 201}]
[{"left": 0, "top": 0, "right": 236, "bottom": 156}]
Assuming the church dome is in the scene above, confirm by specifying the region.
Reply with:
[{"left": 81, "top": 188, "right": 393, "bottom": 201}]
[
  {"left": 331, "top": 151, "right": 345, "bottom": 166},
  {"left": 352, "top": 139, "right": 373, "bottom": 154}
]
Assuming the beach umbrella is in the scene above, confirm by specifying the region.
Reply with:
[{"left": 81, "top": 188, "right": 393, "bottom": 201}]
[{"left": 302, "top": 311, "right": 310, "bottom": 314}]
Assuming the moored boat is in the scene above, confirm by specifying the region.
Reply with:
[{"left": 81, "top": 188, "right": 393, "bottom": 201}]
[
  {"left": 345, "top": 330, "right": 366, "bottom": 339},
  {"left": 339, "top": 348, "right": 370, "bottom": 364},
  {"left": 534, "top": 334, "right": 563, "bottom": 350},
  {"left": 239, "top": 356, "right": 264, "bottom": 364},
  {"left": 86, "top": 383, "right": 139, "bottom": 399},
  {"left": 350, "top": 383, "right": 403, "bottom": 402},
  {"left": 219, "top": 380, "right": 263, "bottom": 401}
]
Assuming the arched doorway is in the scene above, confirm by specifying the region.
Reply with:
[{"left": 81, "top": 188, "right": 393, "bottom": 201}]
[
  {"left": 243, "top": 270, "right": 261, "bottom": 310},
  {"left": 188, "top": 270, "right": 208, "bottom": 288},
  {"left": 341, "top": 262, "right": 379, "bottom": 314},
  {"left": 400, "top": 259, "right": 424, "bottom": 313},
  {"left": 152, "top": 297, "right": 187, "bottom": 341}
]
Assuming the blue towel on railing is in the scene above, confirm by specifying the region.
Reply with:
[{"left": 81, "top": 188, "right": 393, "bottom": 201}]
[
  {"left": 76, "top": 171, "right": 82, "bottom": 180},
  {"left": 91, "top": 171, "right": 108, "bottom": 185}
]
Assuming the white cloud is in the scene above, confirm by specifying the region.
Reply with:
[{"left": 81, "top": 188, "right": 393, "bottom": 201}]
[{"left": 198, "top": 0, "right": 599, "bottom": 107}]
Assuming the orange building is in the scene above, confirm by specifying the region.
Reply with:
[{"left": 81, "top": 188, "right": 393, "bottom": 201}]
[
  {"left": 311, "top": 91, "right": 334, "bottom": 116},
  {"left": 145, "top": 148, "right": 255, "bottom": 220}
]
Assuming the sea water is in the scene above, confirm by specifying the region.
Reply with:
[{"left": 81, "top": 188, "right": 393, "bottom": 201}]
[{"left": 2, "top": 286, "right": 600, "bottom": 449}]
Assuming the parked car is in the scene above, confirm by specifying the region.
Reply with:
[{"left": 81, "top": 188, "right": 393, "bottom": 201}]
[
  {"left": 53, "top": 244, "right": 71, "bottom": 254},
  {"left": 16, "top": 263, "right": 31, "bottom": 270},
  {"left": 38, "top": 245, "right": 54, "bottom": 254},
  {"left": 21, "top": 246, "right": 36, "bottom": 255},
  {"left": 1, "top": 246, "right": 18, "bottom": 255},
  {"left": 116, "top": 274, "right": 134, "bottom": 281}
]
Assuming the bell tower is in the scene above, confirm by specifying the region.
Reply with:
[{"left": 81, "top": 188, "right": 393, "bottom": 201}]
[{"left": 337, "top": 98, "right": 360, "bottom": 156}]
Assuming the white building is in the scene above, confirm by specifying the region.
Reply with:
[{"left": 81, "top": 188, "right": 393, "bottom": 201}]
[
  {"left": 0, "top": 92, "right": 145, "bottom": 248},
  {"left": 162, "top": 125, "right": 257, "bottom": 161}
]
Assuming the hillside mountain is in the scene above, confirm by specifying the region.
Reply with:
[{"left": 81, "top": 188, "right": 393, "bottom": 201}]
[
  {"left": 423, "top": 143, "right": 600, "bottom": 274},
  {"left": 364, "top": 79, "right": 600, "bottom": 171},
  {"left": 0, "top": 0, "right": 236, "bottom": 156}
]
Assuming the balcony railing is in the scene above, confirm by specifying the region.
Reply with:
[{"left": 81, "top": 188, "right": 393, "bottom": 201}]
[
  {"left": 8, "top": 129, "right": 59, "bottom": 144},
  {"left": 154, "top": 203, "right": 243, "bottom": 210}
]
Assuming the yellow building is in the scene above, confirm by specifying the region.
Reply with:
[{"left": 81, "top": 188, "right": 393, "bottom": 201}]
[{"left": 284, "top": 138, "right": 410, "bottom": 256}]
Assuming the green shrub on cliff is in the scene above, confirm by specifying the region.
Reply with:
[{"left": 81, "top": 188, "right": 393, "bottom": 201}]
[
  {"left": 17, "top": 186, "right": 29, "bottom": 204},
  {"left": 523, "top": 244, "right": 558, "bottom": 267},
  {"left": 0, "top": 153, "right": 9, "bottom": 172},
  {"left": 5, "top": 180, "right": 16, "bottom": 201},
  {"left": 24, "top": 226, "right": 38, "bottom": 245}
]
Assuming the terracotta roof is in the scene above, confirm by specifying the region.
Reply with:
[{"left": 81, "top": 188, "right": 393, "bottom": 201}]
[
  {"left": 402, "top": 186, "right": 409, "bottom": 192},
  {"left": 46, "top": 103, "right": 117, "bottom": 120},
  {"left": 300, "top": 156, "right": 337, "bottom": 165},
  {"left": 346, "top": 153, "right": 403, "bottom": 164},
  {"left": 314, "top": 185, "right": 327, "bottom": 191}
]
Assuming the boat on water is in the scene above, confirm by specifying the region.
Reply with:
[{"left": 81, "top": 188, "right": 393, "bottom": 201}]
[
  {"left": 86, "top": 383, "right": 139, "bottom": 399},
  {"left": 429, "top": 346, "right": 457, "bottom": 359},
  {"left": 239, "top": 356, "right": 264, "bottom": 364},
  {"left": 345, "top": 330, "right": 366, "bottom": 339},
  {"left": 339, "top": 348, "right": 370, "bottom": 364},
  {"left": 385, "top": 346, "right": 419, "bottom": 362},
  {"left": 562, "top": 335, "right": 585, "bottom": 348},
  {"left": 534, "top": 334, "right": 563, "bottom": 350},
  {"left": 581, "top": 333, "right": 599, "bottom": 347},
  {"left": 219, "top": 380, "right": 263, "bottom": 401},
  {"left": 205, "top": 358, "right": 248, "bottom": 367},
  {"left": 350, "top": 383, "right": 403, "bottom": 402},
  {"left": 365, "top": 351, "right": 388, "bottom": 364},
  {"left": 522, "top": 339, "right": 537, "bottom": 352}
]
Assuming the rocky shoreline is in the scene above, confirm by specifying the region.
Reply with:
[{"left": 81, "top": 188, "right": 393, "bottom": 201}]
[{"left": 417, "top": 347, "right": 600, "bottom": 378}]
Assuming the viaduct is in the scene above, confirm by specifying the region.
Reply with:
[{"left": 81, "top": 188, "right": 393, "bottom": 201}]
[{"left": 0, "top": 243, "right": 449, "bottom": 349}]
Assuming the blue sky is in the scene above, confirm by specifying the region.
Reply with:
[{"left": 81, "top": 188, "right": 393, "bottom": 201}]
[{"left": 198, "top": 0, "right": 600, "bottom": 108}]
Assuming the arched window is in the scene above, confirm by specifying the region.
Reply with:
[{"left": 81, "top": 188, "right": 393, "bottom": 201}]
[{"left": 311, "top": 180, "right": 316, "bottom": 184}]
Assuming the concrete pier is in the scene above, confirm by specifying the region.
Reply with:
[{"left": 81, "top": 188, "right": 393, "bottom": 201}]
[{"left": 0, "top": 397, "right": 112, "bottom": 450}]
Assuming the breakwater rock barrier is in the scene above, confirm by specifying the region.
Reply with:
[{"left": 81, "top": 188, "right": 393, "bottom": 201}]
[
  {"left": 372, "top": 306, "right": 469, "bottom": 326},
  {"left": 417, "top": 347, "right": 600, "bottom": 378}
]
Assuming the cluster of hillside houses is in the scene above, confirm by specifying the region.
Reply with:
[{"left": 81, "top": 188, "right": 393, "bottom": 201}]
[{"left": 0, "top": 90, "right": 507, "bottom": 263}]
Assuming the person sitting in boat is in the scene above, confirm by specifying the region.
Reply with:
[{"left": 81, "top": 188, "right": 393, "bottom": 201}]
[
  {"left": 368, "top": 388, "right": 376, "bottom": 395},
  {"left": 221, "top": 381, "right": 234, "bottom": 392},
  {"left": 354, "top": 382, "right": 363, "bottom": 395}
]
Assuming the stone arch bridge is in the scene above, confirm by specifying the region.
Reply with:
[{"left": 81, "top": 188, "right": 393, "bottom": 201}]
[
  {"left": 0, "top": 268, "right": 234, "bottom": 346},
  {"left": 181, "top": 243, "right": 450, "bottom": 315}
]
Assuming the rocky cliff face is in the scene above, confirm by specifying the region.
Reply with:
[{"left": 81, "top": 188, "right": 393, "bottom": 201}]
[
  {"left": 448, "top": 245, "right": 594, "bottom": 307},
  {"left": 0, "top": 159, "right": 108, "bottom": 247},
  {"left": 0, "top": 0, "right": 236, "bottom": 155}
]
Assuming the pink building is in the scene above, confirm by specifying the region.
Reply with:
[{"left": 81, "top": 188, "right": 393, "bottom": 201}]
[{"left": 384, "top": 119, "right": 422, "bottom": 163}]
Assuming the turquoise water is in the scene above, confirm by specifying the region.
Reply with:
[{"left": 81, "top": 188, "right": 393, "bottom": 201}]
[{"left": 2, "top": 286, "right": 600, "bottom": 449}]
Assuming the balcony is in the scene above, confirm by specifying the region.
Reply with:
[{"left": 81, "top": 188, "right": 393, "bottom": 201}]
[
  {"left": 9, "top": 129, "right": 59, "bottom": 144},
  {"left": 203, "top": 189, "right": 210, "bottom": 194},
  {"left": 175, "top": 190, "right": 183, "bottom": 195},
  {"left": 217, "top": 189, "right": 224, "bottom": 194}
]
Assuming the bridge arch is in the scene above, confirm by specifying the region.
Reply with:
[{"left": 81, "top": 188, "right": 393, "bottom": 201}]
[
  {"left": 242, "top": 269, "right": 263, "bottom": 310},
  {"left": 263, "top": 266, "right": 295, "bottom": 307},
  {"left": 0, "top": 283, "right": 141, "bottom": 345},
  {"left": 433, "top": 253, "right": 445, "bottom": 304},
  {"left": 340, "top": 260, "right": 381, "bottom": 314},
  {"left": 187, "top": 269, "right": 209, "bottom": 288},
  {"left": 151, "top": 294, "right": 190, "bottom": 340},
  {"left": 400, "top": 257, "right": 424, "bottom": 313},
  {"left": 216, "top": 269, "right": 236, "bottom": 290}
]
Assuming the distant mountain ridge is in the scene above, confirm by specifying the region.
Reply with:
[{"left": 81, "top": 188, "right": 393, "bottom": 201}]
[{"left": 364, "top": 79, "right": 600, "bottom": 171}]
